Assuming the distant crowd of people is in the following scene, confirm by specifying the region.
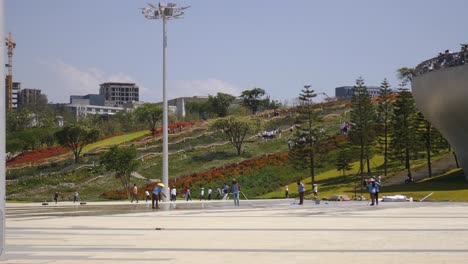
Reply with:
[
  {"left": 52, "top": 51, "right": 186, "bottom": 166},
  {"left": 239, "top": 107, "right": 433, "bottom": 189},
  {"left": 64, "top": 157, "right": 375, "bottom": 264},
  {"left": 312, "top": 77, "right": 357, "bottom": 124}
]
[
  {"left": 416, "top": 44, "right": 468, "bottom": 76},
  {"left": 260, "top": 128, "right": 282, "bottom": 140}
]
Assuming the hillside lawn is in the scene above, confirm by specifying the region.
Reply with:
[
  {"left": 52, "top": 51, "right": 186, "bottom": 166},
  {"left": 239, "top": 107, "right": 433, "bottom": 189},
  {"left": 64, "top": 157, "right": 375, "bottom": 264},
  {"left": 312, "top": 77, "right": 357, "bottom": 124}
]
[
  {"left": 258, "top": 152, "right": 464, "bottom": 201},
  {"left": 82, "top": 130, "right": 150, "bottom": 152}
]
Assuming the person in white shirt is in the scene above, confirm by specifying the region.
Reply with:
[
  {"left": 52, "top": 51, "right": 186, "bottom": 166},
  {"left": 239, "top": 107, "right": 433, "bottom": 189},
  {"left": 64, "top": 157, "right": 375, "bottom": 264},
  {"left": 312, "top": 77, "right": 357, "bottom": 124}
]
[
  {"left": 200, "top": 187, "right": 205, "bottom": 200},
  {"left": 145, "top": 190, "right": 150, "bottom": 202},
  {"left": 207, "top": 187, "right": 213, "bottom": 200},
  {"left": 313, "top": 184, "right": 318, "bottom": 198},
  {"left": 73, "top": 191, "right": 79, "bottom": 203},
  {"left": 170, "top": 186, "right": 177, "bottom": 201}
]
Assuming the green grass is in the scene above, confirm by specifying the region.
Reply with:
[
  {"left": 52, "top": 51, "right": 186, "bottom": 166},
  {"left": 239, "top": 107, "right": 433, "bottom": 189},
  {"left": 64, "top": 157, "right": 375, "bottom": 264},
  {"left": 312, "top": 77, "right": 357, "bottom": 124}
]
[
  {"left": 258, "top": 152, "right": 454, "bottom": 200},
  {"left": 137, "top": 131, "right": 292, "bottom": 179},
  {"left": 83, "top": 130, "right": 150, "bottom": 152},
  {"left": 258, "top": 156, "right": 385, "bottom": 199},
  {"left": 381, "top": 169, "right": 468, "bottom": 201}
]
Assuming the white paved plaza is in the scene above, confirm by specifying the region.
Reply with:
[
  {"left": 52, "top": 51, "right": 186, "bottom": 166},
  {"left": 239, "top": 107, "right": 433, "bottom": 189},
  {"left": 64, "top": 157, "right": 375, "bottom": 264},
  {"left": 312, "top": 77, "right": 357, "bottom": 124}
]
[{"left": 3, "top": 200, "right": 468, "bottom": 263}]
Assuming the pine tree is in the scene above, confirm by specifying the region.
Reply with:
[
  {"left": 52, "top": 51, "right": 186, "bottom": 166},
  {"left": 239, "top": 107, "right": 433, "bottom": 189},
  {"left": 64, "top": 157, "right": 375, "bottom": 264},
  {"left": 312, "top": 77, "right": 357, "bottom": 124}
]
[
  {"left": 415, "top": 112, "right": 432, "bottom": 177},
  {"left": 376, "top": 78, "right": 394, "bottom": 176},
  {"left": 349, "top": 77, "right": 376, "bottom": 197},
  {"left": 288, "top": 85, "right": 323, "bottom": 187},
  {"left": 391, "top": 87, "right": 418, "bottom": 181},
  {"left": 335, "top": 146, "right": 353, "bottom": 179}
]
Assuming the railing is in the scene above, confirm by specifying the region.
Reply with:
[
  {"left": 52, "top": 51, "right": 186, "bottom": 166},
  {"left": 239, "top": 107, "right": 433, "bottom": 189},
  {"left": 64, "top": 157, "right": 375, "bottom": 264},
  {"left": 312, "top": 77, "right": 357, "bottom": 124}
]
[{"left": 415, "top": 47, "right": 468, "bottom": 76}]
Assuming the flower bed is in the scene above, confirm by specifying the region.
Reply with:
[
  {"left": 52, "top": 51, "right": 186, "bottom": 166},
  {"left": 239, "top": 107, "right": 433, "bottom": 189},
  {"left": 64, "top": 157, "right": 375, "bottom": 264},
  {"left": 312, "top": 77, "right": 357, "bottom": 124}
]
[{"left": 7, "top": 146, "right": 71, "bottom": 167}]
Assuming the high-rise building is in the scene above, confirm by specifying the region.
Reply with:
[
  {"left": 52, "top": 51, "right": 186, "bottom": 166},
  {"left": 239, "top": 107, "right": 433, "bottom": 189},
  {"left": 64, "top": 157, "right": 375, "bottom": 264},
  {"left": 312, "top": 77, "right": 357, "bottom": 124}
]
[
  {"left": 19, "top": 88, "right": 42, "bottom": 106},
  {"left": 99, "top": 82, "right": 139, "bottom": 106}
]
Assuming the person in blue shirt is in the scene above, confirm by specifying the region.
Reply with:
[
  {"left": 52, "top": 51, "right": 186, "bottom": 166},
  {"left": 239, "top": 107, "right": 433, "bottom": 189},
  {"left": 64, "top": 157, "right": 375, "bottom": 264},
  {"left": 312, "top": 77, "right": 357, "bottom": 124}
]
[
  {"left": 152, "top": 184, "right": 166, "bottom": 209},
  {"left": 297, "top": 181, "right": 305, "bottom": 205},
  {"left": 368, "top": 177, "right": 381, "bottom": 206},
  {"left": 231, "top": 179, "right": 241, "bottom": 206}
]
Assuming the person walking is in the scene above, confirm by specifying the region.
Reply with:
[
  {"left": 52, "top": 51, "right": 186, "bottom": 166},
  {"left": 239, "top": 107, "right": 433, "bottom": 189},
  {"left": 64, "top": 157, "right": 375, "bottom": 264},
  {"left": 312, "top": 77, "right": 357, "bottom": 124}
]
[
  {"left": 185, "top": 186, "right": 192, "bottom": 201},
  {"left": 368, "top": 177, "right": 380, "bottom": 206},
  {"left": 200, "top": 187, "right": 205, "bottom": 201},
  {"left": 222, "top": 183, "right": 229, "bottom": 200},
  {"left": 216, "top": 187, "right": 222, "bottom": 199},
  {"left": 297, "top": 181, "right": 305, "bottom": 205},
  {"left": 145, "top": 190, "right": 151, "bottom": 202},
  {"left": 152, "top": 183, "right": 166, "bottom": 209},
  {"left": 73, "top": 191, "right": 79, "bottom": 203},
  {"left": 131, "top": 184, "right": 139, "bottom": 203},
  {"left": 207, "top": 187, "right": 213, "bottom": 200},
  {"left": 285, "top": 186, "right": 289, "bottom": 198},
  {"left": 231, "top": 179, "right": 241, "bottom": 206},
  {"left": 54, "top": 192, "right": 59, "bottom": 204},
  {"left": 171, "top": 186, "right": 177, "bottom": 201},
  {"left": 313, "top": 184, "right": 318, "bottom": 198}
]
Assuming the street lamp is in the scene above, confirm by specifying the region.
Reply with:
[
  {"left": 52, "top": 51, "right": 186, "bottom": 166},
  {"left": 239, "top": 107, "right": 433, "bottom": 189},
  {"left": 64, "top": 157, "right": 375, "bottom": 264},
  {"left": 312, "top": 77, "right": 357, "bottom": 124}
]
[
  {"left": 0, "top": 0, "right": 6, "bottom": 258},
  {"left": 141, "top": 2, "right": 189, "bottom": 199}
]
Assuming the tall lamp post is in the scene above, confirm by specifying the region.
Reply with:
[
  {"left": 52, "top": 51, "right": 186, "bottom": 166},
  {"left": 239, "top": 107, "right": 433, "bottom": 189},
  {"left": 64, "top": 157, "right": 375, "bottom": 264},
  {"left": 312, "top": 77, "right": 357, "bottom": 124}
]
[
  {"left": 0, "top": 0, "right": 6, "bottom": 258},
  {"left": 142, "top": 2, "right": 189, "bottom": 199}
]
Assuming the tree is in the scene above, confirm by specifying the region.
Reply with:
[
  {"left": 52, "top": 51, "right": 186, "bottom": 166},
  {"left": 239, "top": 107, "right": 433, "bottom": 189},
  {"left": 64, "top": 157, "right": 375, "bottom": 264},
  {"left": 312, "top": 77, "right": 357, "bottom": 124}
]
[
  {"left": 134, "top": 103, "right": 163, "bottom": 136},
  {"left": 416, "top": 112, "right": 435, "bottom": 177},
  {"left": 207, "top": 92, "right": 236, "bottom": 117},
  {"left": 397, "top": 67, "right": 416, "bottom": 87},
  {"left": 241, "top": 88, "right": 266, "bottom": 114},
  {"left": 100, "top": 145, "right": 140, "bottom": 198},
  {"left": 390, "top": 88, "right": 418, "bottom": 181},
  {"left": 289, "top": 85, "right": 323, "bottom": 186},
  {"left": 6, "top": 108, "right": 33, "bottom": 133},
  {"left": 211, "top": 116, "right": 262, "bottom": 155},
  {"left": 186, "top": 101, "right": 210, "bottom": 120},
  {"left": 349, "top": 77, "right": 376, "bottom": 197},
  {"left": 336, "top": 147, "right": 353, "bottom": 179},
  {"left": 376, "top": 78, "right": 394, "bottom": 176},
  {"left": 262, "top": 95, "right": 283, "bottom": 110},
  {"left": 55, "top": 124, "right": 100, "bottom": 163}
]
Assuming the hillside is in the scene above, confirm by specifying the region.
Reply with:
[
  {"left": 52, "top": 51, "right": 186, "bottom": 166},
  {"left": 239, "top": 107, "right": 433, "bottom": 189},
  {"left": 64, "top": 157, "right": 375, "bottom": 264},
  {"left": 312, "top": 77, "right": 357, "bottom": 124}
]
[{"left": 6, "top": 101, "right": 461, "bottom": 202}]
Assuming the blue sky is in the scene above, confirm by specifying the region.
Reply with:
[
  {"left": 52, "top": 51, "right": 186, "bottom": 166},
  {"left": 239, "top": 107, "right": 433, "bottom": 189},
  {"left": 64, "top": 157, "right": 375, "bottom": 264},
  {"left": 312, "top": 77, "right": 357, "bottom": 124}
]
[{"left": 5, "top": 0, "right": 468, "bottom": 104}]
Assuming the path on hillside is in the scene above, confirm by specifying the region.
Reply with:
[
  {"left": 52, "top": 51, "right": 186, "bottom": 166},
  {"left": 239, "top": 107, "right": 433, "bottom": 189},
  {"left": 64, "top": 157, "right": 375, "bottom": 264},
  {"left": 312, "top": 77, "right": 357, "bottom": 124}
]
[{"left": 383, "top": 153, "right": 458, "bottom": 186}]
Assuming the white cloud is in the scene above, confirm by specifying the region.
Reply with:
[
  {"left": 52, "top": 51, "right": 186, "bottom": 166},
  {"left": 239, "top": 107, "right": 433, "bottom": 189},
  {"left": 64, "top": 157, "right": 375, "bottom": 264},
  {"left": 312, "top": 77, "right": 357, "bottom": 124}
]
[
  {"left": 38, "top": 60, "right": 242, "bottom": 103},
  {"left": 40, "top": 60, "right": 143, "bottom": 103}
]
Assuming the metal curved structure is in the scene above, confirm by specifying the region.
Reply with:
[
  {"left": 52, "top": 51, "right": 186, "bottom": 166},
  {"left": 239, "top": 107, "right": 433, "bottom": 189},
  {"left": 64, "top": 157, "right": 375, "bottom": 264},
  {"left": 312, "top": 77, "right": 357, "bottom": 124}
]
[{"left": 412, "top": 50, "right": 468, "bottom": 179}]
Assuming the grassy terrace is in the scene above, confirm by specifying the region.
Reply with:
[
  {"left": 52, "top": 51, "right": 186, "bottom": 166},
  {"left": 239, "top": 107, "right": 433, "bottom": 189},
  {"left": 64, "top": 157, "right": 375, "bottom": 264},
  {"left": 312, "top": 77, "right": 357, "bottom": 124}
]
[
  {"left": 381, "top": 169, "right": 468, "bottom": 201},
  {"left": 259, "top": 152, "right": 454, "bottom": 200},
  {"left": 138, "top": 132, "right": 292, "bottom": 179},
  {"left": 82, "top": 130, "right": 150, "bottom": 152}
]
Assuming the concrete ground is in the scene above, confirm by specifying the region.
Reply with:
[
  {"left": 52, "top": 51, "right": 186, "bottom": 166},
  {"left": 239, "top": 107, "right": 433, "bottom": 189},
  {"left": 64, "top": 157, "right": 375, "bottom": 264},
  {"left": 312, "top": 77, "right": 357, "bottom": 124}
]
[{"left": 3, "top": 199, "right": 468, "bottom": 263}]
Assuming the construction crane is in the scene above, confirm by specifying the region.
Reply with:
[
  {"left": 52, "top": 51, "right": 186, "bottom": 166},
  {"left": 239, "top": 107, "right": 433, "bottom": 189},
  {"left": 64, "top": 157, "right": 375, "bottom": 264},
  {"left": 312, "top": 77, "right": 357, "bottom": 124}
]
[{"left": 5, "top": 32, "right": 16, "bottom": 112}]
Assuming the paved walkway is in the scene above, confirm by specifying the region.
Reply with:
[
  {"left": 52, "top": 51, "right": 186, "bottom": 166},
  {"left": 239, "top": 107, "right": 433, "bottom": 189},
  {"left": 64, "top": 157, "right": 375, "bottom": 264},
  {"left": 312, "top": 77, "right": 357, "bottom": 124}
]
[{"left": 3, "top": 200, "right": 468, "bottom": 263}]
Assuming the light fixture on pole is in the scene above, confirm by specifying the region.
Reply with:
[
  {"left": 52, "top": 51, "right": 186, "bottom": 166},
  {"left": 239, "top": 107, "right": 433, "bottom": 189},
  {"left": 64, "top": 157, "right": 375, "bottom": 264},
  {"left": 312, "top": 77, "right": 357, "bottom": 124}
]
[
  {"left": 0, "top": 0, "right": 6, "bottom": 258},
  {"left": 141, "top": 2, "right": 189, "bottom": 200}
]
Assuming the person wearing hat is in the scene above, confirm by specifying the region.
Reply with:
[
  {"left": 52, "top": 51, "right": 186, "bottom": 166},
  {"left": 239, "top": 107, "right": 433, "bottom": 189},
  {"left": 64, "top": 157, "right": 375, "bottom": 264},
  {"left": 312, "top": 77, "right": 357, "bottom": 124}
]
[
  {"left": 152, "top": 183, "right": 166, "bottom": 209},
  {"left": 368, "top": 177, "right": 380, "bottom": 206}
]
